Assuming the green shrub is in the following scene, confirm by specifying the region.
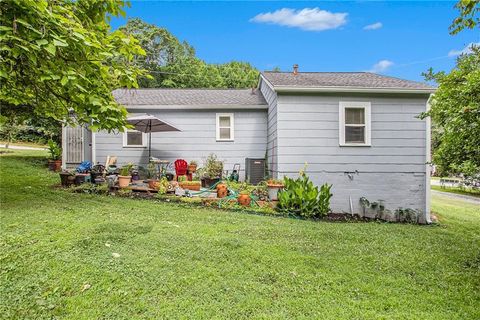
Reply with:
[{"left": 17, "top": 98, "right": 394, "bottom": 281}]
[
  {"left": 119, "top": 163, "right": 133, "bottom": 176},
  {"left": 277, "top": 172, "right": 332, "bottom": 218},
  {"left": 198, "top": 153, "right": 223, "bottom": 178},
  {"left": 47, "top": 139, "right": 61, "bottom": 160}
]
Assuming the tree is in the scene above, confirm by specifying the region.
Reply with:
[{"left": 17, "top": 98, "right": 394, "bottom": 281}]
[
  {"left": 118, "top": 18, "right": 259, "bottom": 89},
  {"left": 119, "top": 18, "right": 195, "bottom": 87},
  {"left": 450, "top": 0, "right": 480, "bottom": 34},
  {"left": 0, "top": 0, "right": 146, "bottom": 131},
  {"left": 422, "top": 46, "right": 480, "bottom": 177}
]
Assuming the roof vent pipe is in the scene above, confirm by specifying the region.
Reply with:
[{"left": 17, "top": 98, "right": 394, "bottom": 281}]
[{"left": 293, "top": 64, "right": 299, "bottom": 75}]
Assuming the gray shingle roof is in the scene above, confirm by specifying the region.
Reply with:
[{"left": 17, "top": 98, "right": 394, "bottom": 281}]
[
  {"left": 113, "top": 88, "right": 267, "bottom": 106},
  {"left": 261, "top": 72, "right": 435, "bottom": 90}
]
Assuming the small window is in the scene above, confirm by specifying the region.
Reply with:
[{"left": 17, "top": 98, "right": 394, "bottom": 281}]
[
  {"left": 123, "top": 130, "right": 146, "bottom": 147},
  {"left": 339, "top": 102, "right": 371, "bottom": 146},
  {"left": 216, "top": 113, "right": 234, "bottom": 141}
]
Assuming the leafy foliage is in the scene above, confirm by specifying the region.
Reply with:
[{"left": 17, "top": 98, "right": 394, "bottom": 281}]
[
  {"left": 198, "top": 153, "right": 223, "bottom": 178},
  {"left": 119, "top": 18, "right": 259, "bottom": 88},
  {"left": 421, "top": 46, "right": 480, "bottom": 177},
  {"left": 0, "top": 0, "right": 146, "bottom": 131},
  {"left": 450, "top": 0, "right": 480, "bottom": 34},
  {"left": 277, "top": 172, "right": 332, "bottom": 218},
  {"left": 119, "top": 163, "right": 134, "bottom": 176},
  {"left": 47, "top": 139, "right": 61, "bottom": 160}
]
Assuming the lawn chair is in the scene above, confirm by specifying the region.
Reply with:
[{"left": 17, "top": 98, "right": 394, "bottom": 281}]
[{"left": 174, "top": 159, "right": 188, "bottom": 180}]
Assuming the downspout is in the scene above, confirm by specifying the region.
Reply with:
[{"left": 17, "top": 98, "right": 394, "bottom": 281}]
[{"left": 425, "top": 95, "right": 433, "bottom": 224}]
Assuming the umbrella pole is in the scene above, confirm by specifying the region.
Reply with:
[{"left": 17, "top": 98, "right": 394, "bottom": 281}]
[{"left": 148, "top": 120, "right": 152, "bottom": 159}]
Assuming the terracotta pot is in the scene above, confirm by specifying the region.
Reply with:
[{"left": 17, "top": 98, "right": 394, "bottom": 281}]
[
  {"left": 48, "top": 159, "right": 62, "bottom": 172},
  {"left": 216, "top": 183, "right": 227, "bottom": 191},
  {"left": 217, "top": 188, "right": 228, "bottom": 198},
  {"left": 238, "top": 194, "right": 251, "bottom": 206},
  {"left": 147, "top": 179, "right": 160, "bottom": 190},
  {"left": 117, "top": 175, "right": 131, "bottom": 188},
  {"left": 188, "top": 164, "right": 197, "bottom": 173},
  {"left": 180, "top": 182, "right": 201, "bottom": 191}
]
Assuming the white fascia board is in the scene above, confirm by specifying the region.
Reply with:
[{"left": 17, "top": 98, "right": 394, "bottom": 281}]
[
  {"left": 273, "top": 86, "right": 436, "bottom": 95},
  {"left": 125, "top": 104, "right": 268, "bottom": 110}
]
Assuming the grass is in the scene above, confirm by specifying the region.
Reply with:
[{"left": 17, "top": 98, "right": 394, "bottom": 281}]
[
  {"left": 432, "top": 185, "right": 480, "bottom": 198},
  {"left": 1, "top": 150, "right": 479, "bottom": 319}
]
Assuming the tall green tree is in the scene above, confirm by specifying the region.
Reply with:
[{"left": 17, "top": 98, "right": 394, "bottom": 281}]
[
  {"left": 423, "top": 0, "right": 479, "bottom": 177},
  {"left": 118, "top": 18, "right": 259, "bottom": 89},
  {"left": 119, "top": 18, "right": 195, "bottom": 87},
  {"left": 0, "top": 0, "right": 146, "bottom": 131},
  {"left": 422, "top": 47, "right": 480, "bottom": 177}
]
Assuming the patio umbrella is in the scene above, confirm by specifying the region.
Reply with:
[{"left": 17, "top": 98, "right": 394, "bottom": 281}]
[{"left": 126, "top": 114, "right": 181, "bottom": 159}]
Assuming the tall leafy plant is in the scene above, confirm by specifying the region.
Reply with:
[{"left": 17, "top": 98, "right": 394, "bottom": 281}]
[{"left": 277, "top": 171, "right": 332, "bottom": 218}]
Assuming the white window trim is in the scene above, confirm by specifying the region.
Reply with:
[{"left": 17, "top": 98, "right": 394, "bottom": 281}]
[
  {"left": 216, "top": 113, "right": 234, "bottom": 141},
  {"left": 122, "top": 129, "right": 147, "bottom": 148},
  {"left": 339, "top": 101, "right": 371, "bottom": 146}
]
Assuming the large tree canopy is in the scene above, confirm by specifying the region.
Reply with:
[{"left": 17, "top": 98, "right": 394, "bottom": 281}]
[
  {"left": 119, "top": 18, "right": 259, "bottom": 89},
  {"left": 422, "top": 47, "right": 480, "bottom": 177},
  {"left": 0, "top": 0, "right": 146, "bottom": 131}
]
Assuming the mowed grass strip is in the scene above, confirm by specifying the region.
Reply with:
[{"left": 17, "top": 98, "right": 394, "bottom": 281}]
[{"left": 1, "top": 150, "right": 479, "bottom": 319}]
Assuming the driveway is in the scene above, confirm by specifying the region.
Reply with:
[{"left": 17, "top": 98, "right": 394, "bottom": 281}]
[
  {"left": 431, "top": 190, "right": 480, "bottom": 205},
  {"left": 0, "top": 144, "right": 46, "bottom": 151}
]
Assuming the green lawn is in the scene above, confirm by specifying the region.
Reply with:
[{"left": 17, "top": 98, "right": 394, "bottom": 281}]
[{"left": 1, "top": 150, "right": 479, "bottom": 319}]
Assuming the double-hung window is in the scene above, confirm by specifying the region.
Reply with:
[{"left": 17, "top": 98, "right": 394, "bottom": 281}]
[
  {"left": 123, "top": 130, "right": 146, "bottom": 147},
  {"left": 216, "top": 113, "right": 234, "bottom": 141},
  {"left": 339, "top": 102, "right": 371, "bottom": 146}
]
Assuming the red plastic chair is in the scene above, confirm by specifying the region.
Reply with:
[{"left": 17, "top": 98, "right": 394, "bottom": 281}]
[{"left": 174, "top": 159, "right": 188, "bottom": 179}]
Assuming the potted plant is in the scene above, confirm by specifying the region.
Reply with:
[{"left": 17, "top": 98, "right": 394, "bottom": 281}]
[
  {"left": 266, "top": 178, "right": 284, "bottom": 201},
  {"left": 118, "top": 163, "right": 133, "bottom": 188},
  {"left": 237, "top": 190, "right": 251, "bottom": 206},
  {"left": 179, "top": 180, "right": 202, "bottom": 191},
  {"left": 47, "top": 139, "right": 62, "bottom": 171},
  {"left": 146, "top": 162, "right": 159, "bottom": 189},
  {"left": 188, "top": 160, "right": 198, "bottom": 173},
  {"left": 200, "top": 153, "right": 223, "bottom": 188},
  {"left": 59, "top": 170, "right": 75, "bottom": 187}
]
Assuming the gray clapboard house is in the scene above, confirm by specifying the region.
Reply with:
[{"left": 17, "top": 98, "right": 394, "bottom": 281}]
[{"left": 62, "top": 71, "right": 435, "bottom": 223}]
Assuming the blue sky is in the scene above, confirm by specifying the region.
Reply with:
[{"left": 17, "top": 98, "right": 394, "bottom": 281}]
[{"left": 110, "top": 1, "right": 479, "bottom": 82}]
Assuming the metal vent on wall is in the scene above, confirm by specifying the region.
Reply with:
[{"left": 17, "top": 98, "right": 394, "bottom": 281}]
[{"left": 245, "top": 158, "right": 265, "bottom": 185}]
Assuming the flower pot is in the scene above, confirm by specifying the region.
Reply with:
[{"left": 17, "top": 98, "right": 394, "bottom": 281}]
[
  {"left": 201, "top": 177, "right": 220, "bottom": 188},
  {"left": 117, "top": 175, "right": 131, "bottom": 188},
  {"left": 216, "top": 183, "right": 227, "bottom": 191},
  {"left": 217, "top": 188, "right": 228, "bottom": 198},
  {"left": 59, "top": 172, "right": 75, "bottom": 187},
  {"left": 267, "top": 184, "right": 284, "bottom": 201},
  {"left": 147, "top": 179, "right": 160, "bottom": 190},
  {"left": 180, "top": 182, "right": 201, "bottom": 191},
  {"left": 48, "top": 159, "right": 62, "bottom": 172},
  {"left": 74, "top": 173, "right": 90, "bottom": 186},
  {"left": 238, "top": 194, "right": 251, "bottom": 206},
  {"left": 188, "top": 164, "right": 197, "bottom": 173}
]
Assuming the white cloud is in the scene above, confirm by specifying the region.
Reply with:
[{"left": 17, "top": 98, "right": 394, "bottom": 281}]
[
  {"left": 448, "top": 42, "right": 479, "bottom": 57},
  {"left": 250, "top": 7, "right": 348, "bottom": 31},
  {"left": 363, "top": 22, "right": 382, "bottom": 30},
  {"left": 367, "top": 60, "right": 394, "bottom": 73}
]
